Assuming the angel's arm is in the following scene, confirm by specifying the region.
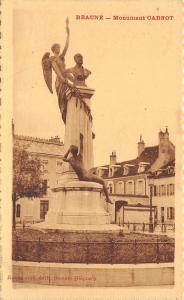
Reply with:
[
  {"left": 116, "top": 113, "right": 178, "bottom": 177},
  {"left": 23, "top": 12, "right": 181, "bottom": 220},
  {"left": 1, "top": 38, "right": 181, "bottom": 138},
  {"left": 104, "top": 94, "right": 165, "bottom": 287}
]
[{"left": 61, "top": 18, "right": 70, "bottom": 57}]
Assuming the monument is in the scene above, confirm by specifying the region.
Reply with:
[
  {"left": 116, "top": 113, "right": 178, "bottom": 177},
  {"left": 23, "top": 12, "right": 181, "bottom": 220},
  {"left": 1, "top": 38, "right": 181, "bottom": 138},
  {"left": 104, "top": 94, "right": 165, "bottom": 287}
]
[{"left": 39, "top": 18, "right": 117, "bottom": 230}]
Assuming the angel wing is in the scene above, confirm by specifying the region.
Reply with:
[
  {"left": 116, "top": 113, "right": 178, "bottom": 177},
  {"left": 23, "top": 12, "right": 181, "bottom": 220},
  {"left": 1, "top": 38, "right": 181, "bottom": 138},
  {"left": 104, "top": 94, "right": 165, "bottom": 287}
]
[{"left": 42, "top": 52, "right": 53, "bottom": 94}]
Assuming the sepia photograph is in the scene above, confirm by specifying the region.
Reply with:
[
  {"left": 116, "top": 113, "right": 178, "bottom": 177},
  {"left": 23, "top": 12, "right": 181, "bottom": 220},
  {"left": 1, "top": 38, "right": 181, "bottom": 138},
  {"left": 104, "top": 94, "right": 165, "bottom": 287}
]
[{"left": 1, "top": 0, "right": 183, "bottom": 299}]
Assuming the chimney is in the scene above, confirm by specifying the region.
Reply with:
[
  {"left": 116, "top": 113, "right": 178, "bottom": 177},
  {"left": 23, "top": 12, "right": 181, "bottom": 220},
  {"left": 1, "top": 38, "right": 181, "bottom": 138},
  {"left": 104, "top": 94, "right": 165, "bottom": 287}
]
[
  {"left": 110, "top": 150, "right": 117, "bottom": 165},
  {"left": 159, "top": 127, "right": 169, "bottom": 156},
  {"left": 138, "top": 135, "right": 145, "bottom": 156}
]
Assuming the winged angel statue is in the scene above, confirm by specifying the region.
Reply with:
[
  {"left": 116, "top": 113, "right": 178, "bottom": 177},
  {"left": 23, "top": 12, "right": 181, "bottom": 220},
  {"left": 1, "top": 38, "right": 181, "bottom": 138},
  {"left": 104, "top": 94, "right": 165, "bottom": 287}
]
[{"left": 42, "top": 18, "right": 92, "bottom": 124}]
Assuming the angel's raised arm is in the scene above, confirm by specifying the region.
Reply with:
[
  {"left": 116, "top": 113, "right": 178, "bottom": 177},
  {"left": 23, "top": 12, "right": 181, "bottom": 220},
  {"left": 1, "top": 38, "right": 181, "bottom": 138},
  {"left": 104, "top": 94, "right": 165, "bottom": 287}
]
[{"left": 61, "top": 17, "right": 70, "bottom": 58}]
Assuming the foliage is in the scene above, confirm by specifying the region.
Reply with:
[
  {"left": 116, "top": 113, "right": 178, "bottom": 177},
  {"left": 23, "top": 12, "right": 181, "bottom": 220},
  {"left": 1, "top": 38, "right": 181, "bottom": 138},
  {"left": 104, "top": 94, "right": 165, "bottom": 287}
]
[
  {"left": 13, "top": 141, "right": 46, "bottom": 200},
  {"left": 12, "top": 141, "right": 47, "bottom": 228}
]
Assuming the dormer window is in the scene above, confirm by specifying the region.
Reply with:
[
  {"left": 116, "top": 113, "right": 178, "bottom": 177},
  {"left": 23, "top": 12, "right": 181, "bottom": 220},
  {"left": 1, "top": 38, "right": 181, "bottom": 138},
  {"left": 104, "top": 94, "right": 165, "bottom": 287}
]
[
  {"left": 155, "top": 169, "right": 162, "bottom": 176},
  {"left": 137, "top": 162, "right": 150, "bottom": 174},
  {"left": 123, "top": 164, "right": 134, "bottom": 176},
  {"left": 97, "top": 167, "right": 108, "bottom": 177},
  {"left": 123, "top": 166, "right": 129, "bottom": 176},
  {"left": 108, "top": 165, "right": 121, "bottom": 177},
  {"left": 167, "top": 166, "right": 174, "bottom": 175},
  {"left": 109, "top": 167, "right": 113, "bottom": 177}
]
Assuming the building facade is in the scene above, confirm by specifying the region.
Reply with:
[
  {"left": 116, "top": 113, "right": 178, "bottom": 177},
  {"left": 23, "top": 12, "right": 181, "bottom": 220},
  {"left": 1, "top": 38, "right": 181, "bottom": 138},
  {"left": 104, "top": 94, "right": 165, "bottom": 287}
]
[
  {"left": 14, "top": 135, "right": 64, "bottom": 223},
  {"left": 94, "top": 129, "right": 175, "bottom": 228}
]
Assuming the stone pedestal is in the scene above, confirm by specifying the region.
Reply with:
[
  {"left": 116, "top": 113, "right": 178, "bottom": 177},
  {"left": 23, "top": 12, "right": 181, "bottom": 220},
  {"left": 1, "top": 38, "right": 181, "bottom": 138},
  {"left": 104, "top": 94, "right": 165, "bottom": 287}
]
[
  {"left": 45, "top": 181, "right": 110, "bottom": 225},
  {"left": 60, "top": 86, "right": 94, "bottom": 182},
  {"left": 35, "top": 86, "right": 116, "bottom": 231}
]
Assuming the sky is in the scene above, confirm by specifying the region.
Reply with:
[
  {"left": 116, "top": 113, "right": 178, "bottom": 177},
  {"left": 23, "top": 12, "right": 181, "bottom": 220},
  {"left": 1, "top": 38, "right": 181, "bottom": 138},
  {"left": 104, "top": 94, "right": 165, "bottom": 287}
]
[{"left": 13, "top": 0, "right": 181, "bottom": 166}]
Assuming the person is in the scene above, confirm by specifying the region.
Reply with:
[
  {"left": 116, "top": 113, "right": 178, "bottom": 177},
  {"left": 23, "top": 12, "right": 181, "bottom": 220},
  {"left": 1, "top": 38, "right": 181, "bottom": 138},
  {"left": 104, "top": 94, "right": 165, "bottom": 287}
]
[{"left": 62, "top": 145, "right": 113, "bottom": 204}]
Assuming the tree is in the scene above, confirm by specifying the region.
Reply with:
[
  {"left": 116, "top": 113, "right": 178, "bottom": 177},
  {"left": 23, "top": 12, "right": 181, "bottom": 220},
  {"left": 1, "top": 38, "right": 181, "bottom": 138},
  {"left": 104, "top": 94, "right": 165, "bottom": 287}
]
[{"left": 13, "top": 142, "right": 47, "bottom": 229}]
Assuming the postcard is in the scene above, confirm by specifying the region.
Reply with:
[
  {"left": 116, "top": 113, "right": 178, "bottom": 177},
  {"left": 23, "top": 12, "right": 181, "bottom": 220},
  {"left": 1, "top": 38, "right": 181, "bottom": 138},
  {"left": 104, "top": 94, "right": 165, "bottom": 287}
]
[{"left": 1, "top": 0, "right": 183, "bottom": 299}]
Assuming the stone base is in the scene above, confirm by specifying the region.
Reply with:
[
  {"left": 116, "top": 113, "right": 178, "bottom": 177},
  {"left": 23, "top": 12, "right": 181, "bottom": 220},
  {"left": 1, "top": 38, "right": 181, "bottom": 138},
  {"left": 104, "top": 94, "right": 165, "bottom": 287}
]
[
  {"left": 31, "top": 222, "right": 121, "bottom": 233},
  {"left": 45, "top": 211, "right": 110, "bottom": 225},
  {"left": 44, "top": 181, "right": 111, "bottom": 226}
]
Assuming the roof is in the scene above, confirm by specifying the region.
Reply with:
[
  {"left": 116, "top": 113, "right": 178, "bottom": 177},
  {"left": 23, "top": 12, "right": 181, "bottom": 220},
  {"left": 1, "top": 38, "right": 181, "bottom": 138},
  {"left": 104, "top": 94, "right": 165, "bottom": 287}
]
[
  {"left": 14, "top": 134, "right": 64, "bottom": 157},
  {"left": 159, "top": 159, "right": 175, "bottom": 170},
  {"left": 149, "top": 160, "right": 175, "bottom": 179},
  {"left": 15, "top": 134, "right": 64, "bottom": 146},
  {"left": 94, "top": 145, "right": 159, "bottom": 178}
]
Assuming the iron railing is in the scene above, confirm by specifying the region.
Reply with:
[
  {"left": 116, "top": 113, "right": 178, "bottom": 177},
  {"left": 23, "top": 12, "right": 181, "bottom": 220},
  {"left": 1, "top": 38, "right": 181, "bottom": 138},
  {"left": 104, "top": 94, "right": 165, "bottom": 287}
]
[{"left": 120, "top": 222, "right": 175, "bottom": 233}]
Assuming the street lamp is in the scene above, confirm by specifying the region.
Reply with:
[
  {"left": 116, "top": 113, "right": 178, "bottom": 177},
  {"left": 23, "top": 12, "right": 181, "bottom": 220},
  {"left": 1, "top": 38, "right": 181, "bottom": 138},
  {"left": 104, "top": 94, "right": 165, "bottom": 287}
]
[{"left": 148, "top": 179, "right": 154, "bottom": 233}]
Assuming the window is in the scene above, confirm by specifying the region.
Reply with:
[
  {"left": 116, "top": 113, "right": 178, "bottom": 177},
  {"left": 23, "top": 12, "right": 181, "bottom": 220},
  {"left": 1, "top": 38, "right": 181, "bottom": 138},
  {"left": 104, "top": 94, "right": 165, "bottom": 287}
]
[
  {"left": 108, "top": 183, "right": 113, "bottom": 194},
  {"left": 170, "top": 184, "right": 175, "bottom": 195},
  {"left": 161, "top": 185, "right": 166, "bottom": 196},
  {"left": 167, "top": 184, "right": 170, "bottom": 196},
  {"left": 117, "top": 181, "right": 124, "bottom": 194},
  {"left": 156, "top": 185, "right": 159, "bottom": 196},
  {"left": 40, "top": 200, "right": 49, "bottom": 220},
  {"left": 161, "top": 207, "right": 165, "bottom": 222},
  {"left": 154, "top": 185, "right": 157, "bottom": 196},
  {"left": 167, "top": 167, "right": 174, "bottom": 174},
  {"left": 56, "top": 160, "right": 63, "bottom": 173},
  {"left": 16, "top": 204, "right": 21, "bottom": 218},
  {"left": 126, "top": 181, "right": 134, "bottom": 194},
  {"left": 109, "top": 167, "right": 113, "bottom": 177},
  {"left": 42, "top": 160, "right": 49, "bottom": 172},
  {"left": 167, "top": 207, "right": 175, "bottom": 220},
  {"left": 41, "top": 180, "right": 48, "bottom": 194},
  {"left": 158, "top": 186, "right": 161, "bottom": 197},
  {"left": 155, "top": 208, "right": 158, "bottom": 222},
  {"left": 123, "top": 166, "right": 129, "bottom": 176},
  {"left": 42, "top": 160, "right": 48, "bottom": 165},
  {"left": 138, "top": 165, "right": 145, "bottom": 173},
  {"left": 136, "top": 180, "right": 144, "bottom": 195},
  {"left": 56, "top": 161, "right": 62, "bottom": 167}
]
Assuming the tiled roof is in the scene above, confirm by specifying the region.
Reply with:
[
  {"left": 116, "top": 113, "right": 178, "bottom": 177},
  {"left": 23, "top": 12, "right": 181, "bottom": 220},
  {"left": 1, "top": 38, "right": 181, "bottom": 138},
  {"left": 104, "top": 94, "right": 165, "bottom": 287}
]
[
  {"left": 159, "top": 159, "right": 175, "bottom": 170},
  {"left": 149, "top": 160, "right": 175, "bottom": 178},
  {"left": 94, "top": 145, "right": 159, "bottom": 178}
]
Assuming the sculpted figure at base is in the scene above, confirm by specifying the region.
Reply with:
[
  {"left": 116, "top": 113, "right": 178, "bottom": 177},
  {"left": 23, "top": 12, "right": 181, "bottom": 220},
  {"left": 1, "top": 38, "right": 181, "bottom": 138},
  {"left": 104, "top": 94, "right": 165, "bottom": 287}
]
[{"left": 63, "top": 145, "right": 113, "bottom": 204}]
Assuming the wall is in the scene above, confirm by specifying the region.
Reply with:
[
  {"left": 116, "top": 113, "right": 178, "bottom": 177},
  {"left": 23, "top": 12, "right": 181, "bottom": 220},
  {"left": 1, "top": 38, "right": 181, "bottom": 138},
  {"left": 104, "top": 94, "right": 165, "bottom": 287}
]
[
  {"left": 14, "top": 136, "right": 64, "bottom": 223},
  {"left": 12, "top": 261, "right": 174, "bottom": 287},
  {"left": 152, "top": 176, "right": 175, "bottom": 223}
]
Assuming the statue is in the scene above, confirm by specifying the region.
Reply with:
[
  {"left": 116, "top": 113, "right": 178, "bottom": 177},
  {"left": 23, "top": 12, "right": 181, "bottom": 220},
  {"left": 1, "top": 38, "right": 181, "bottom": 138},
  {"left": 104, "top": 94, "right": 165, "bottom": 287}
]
[
  {"left": 40, "top": 19, "right": 114, "bottom": 229},
  {"left": 41, "top": 19, "right": 112, "bottom": 205},
  {"left": 63, "top": 145, "right": 113, "bottom": 204},
  {"left": 66, "top": 53, "right": 91, "bottom": 87},
  {"left": 42, "top": 18, "right": 74, "bottom": 123},
  {"left": 42, "top": 19, "right": 92, "bottom": 124}
]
